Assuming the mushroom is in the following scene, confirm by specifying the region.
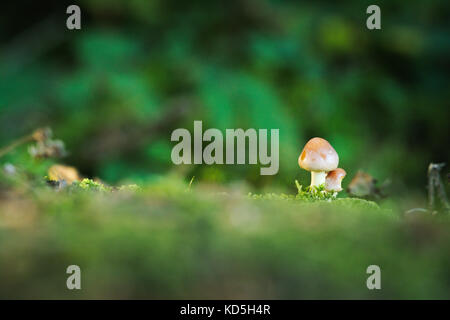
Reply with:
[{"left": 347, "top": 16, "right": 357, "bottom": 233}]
[
  {"left": 325, "top": 168, "right": 347, "bottom": 194},
  {"left": 298, "top": 137, "right": 339, "bottom": 189}
]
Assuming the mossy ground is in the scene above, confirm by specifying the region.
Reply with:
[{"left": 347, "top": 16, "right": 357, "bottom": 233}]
[{"left": 1, "top": 169, "right": 449, "bottom": 299}]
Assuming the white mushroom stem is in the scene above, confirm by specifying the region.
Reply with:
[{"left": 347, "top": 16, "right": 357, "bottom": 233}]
[{"left": 310, "top": 171, "right": 327, "bottom": 188}]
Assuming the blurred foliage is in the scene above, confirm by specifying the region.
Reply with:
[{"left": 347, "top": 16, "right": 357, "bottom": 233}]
[
  {"left": 1, "top": 0, "right": 449, "bottom": 195},
  {"left": 1, "top": 0, "right": 450, "bottom": 299}
]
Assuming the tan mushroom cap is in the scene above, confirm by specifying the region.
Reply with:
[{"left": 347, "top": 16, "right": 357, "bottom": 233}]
[
  {"left": 298, "top": 137, "right": 339, "bottom": 172},
  {"left": 325, "top": 168, "right": 347, "bottom": 192}
]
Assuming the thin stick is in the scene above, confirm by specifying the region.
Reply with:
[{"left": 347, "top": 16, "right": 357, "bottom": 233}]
[
  {"left": 0, "top": 135, "right": 33, "bottom": 158},
  {"left": 428, "top": 163, "right": 448, "bottom": 213},
  {"left": 428, "top": 163, "right": 436, "bottom": 210},
  {"left": 188, "top": 176, "right": 195, "bottom": 190}
]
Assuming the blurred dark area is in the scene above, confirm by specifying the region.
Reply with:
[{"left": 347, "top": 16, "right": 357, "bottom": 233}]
[{"left": 1, "top": 0, "right": 449, "bottom": 193}]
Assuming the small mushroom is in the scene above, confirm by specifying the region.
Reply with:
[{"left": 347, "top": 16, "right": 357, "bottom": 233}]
[
  {"left": 298, "top": 137, "right": 339, "bottom": 188},
  {"left": 325, "top": 168, "right": 347, "bottom": 193}
]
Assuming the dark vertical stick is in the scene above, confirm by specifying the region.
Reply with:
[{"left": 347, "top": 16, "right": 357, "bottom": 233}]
[{"left": 428, "top": 163, "right": 436, "bottom": 211}]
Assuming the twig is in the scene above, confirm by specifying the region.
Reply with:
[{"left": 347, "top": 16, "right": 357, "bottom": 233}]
[
  {"left": 427, "top": 163, "right": 449, "bottom": 213},
  {"left": 0, "top": 135, "right": 33, "bottom": 158},
  {"left": 0, "top": 128, "right": 50, "bottom": 159},
  {"left": 188, "top": 176, "right": 195, "bottom": 191}
]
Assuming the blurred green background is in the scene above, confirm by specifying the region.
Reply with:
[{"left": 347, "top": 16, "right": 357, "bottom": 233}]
[
  {"left": 1, "top": 0, "right": 449, "bottom": 194},
  {"left": 1, "top": 0, "right": 450, "bottom": 300}
]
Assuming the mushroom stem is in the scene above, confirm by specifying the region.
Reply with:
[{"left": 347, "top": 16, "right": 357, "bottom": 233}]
[{"left": 310, "top": 171, "right": 327, "bottom": 188}]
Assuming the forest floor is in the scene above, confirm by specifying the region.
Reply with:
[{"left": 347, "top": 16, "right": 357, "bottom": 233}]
[{"left": 1, "top": 171, "right": 449, "bottom": 299}]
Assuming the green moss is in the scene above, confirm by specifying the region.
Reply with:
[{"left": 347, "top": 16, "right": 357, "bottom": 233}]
[
  {"left": 333, "top": 198, "right": 380, "bottom": 210},
  {"left": 295, "top": 182, "right": 335, "bottom": 201},
  {"left": 0, "top": 164, "right": 447, "bottom": 299},
  {"left": 72, "top": 178, "right": 112, "bottom": 192},
  {"left": 248, "top": 181, "right": 377, "bottom": 211},
  {"left": 118, "top": 184, "right": 141, "bottom": 192}
]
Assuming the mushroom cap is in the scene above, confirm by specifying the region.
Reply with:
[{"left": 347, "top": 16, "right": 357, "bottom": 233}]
[
  {"left": 325, "top": 168, "right": 347, "bottom": 192},
  {"left": 298, "top": 137, "right": 339, "bottom": 172}
]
